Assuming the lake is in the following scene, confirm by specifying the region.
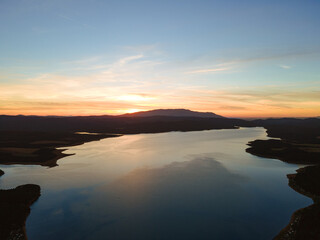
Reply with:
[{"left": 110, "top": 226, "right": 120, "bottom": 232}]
[{"left": 0, "top": 128, "right": 311, "bottom": 239}]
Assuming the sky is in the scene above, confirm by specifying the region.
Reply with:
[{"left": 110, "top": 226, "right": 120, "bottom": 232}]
[{"left": 1, "top": 0, "right": 320, "bottom": 118}]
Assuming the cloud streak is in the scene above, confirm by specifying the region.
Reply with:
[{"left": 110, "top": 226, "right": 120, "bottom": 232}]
[
  {"left": 186, "top": 67, "right": 229, "bottom": 74},
  {"left": 279, "top": 65, "right": 292, "bottom": 69}
]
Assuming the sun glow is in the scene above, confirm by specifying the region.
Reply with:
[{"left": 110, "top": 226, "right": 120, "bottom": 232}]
[{"left": 124, "top": 108, "right": 142, "bottom": 113}]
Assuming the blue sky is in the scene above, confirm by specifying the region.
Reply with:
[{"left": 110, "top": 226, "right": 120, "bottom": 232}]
[{"left": 1, "top": 0, "right": 319, "bottom": 117}]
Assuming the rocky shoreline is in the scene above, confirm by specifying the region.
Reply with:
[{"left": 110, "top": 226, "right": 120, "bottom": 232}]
[
  {"left": 274, "top": 166, "right": 320, "bottom": 239},
  {"left": 0, "top": 171, "right": 41, "bottom": 240}
]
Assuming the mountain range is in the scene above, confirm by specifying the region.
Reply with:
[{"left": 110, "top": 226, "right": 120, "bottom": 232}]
[{"left": 121, "top": 109, "right": 224, "bottom": 118}]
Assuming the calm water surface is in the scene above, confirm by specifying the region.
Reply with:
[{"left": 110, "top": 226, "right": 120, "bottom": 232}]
[{"left": 0, "top": 128, "right": 311, "bottom": 239}]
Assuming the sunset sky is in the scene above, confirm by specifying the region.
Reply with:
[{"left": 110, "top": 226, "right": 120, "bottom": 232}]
[{"left": 1, "top": 0, "right": 320, "bottom": 118}]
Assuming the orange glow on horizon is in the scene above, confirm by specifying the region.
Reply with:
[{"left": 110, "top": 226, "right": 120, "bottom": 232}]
[
  {"left": 1, "top": 63, "right": 318, "bottom": 119},
  {"left": 1, "top": 105, "right": 319, "bottom": 119},
  {"left": 122, "top": 108, "right": 142, "bottom": 114}
]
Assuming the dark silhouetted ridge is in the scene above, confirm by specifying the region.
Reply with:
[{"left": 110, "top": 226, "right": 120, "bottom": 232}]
[{"left": 121, "top": 109, "right": 224, "bottom": 118}]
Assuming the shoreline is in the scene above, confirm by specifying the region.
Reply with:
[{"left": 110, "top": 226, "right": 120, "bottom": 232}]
[
  {"left": 0, "top": 132, "right": 122, "bottom": 167},
  {"left": 244, "top": 127, "right": 320, "bottom": 239},
  {"left": 273, "top": 166, "right": 320, "bottom": 239},
  {"left": 0, "top": 132, "right": 122, "bottom": 239},
  {"left": 246, "top": 139, "right": 320, "bottom": 165}
]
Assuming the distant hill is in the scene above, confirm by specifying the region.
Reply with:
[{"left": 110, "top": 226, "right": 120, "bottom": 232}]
[
  {"left": 0, "top": 112, "right": 250, "bottom": 133},
  {"left": 121, "top": 109, "right": 224, "bottom": 118}
]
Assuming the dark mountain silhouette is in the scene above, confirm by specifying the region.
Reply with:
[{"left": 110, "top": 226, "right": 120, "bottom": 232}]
[
  {"left": 121, "top": 109, "right": 224, "bottom": 118},
  {"left": 1, "top": 111, "right": 320, "bottom": 135},
  {"left": 0, "top": 113, "right": 252, "bottom": 133}
]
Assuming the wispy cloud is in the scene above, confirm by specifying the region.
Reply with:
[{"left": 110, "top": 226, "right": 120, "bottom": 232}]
[
  {"left": 117, "top": 54, "right": 144, "bottom": 66},
  {"left": 186, "top": 67, "right": 229, "bottom": 74},
  {"left": 280, "top": 65, "right": 292, "bottom": 69}
]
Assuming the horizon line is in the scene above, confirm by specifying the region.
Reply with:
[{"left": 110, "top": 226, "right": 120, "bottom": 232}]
[{"left": 1, "top": 113, "right": 318, "bottom": 120}]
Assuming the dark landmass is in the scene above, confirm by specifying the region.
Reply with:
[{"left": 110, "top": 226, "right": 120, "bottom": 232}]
[
  {"left": 244, "top": 118, "right": 320, "bottom": 239},
  {"left": 121, "top": 108, "right": 224, "bottom": 118},
  {"left": 246, "top": 139, "right": 320, "bottom": 164},
  {"left": 274, "top": 166, "right": 320, "bottom": 239},
  {"left": 0, "top": 169, "right": 4, "bottom": 177},
  {"left": 287, "top": 165, "right": 320, "bottom": 202},
  {"left": 0, "top": 115, "right": 252, "bottom": 133},
  {"left": 2, "top": 113, "right": 319, "bottom": 135},
  {"left": 275, "top": 204, "right": 320, "bottom": 240},
  {"left": 1, "top": 115, "right": 319, "bottom": 168},
  {"left": 0, "top": 183, "right": 41, "bottom": 240},
  {"left": 0, "top": 131, "right": 120, "bottom": 167},
  {"left": 252, "top": 118, "right": 320, "bottom": 143},
  {"left": 246, "top": 118, "right": 320, "bottom": 164}
]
